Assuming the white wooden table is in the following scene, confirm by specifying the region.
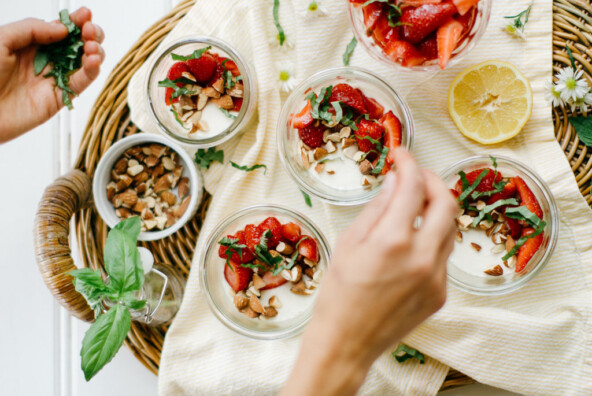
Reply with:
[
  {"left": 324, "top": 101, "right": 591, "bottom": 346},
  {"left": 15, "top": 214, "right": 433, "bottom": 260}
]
[{"left": 0, "top": 1, "right": 519, "bottom": 395}]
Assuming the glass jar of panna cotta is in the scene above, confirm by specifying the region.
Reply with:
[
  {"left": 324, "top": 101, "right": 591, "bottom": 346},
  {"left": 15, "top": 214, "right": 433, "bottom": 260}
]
[
  {"left": 277, "top": 67, "right": 414, "bottom": 206},
  {"left": 440, "top": 155, "right": 559, "bottom": 296},
  {"left": 200, "top": 205, "right": 331, "bottom": 340},
  {"left": 146, "top": 36, "right": 257, "bottom": 148}
]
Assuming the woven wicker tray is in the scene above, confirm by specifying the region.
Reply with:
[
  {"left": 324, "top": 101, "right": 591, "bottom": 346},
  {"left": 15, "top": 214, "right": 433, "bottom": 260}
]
[{"left": 32, "top": 0, "right": 592, "bottom": 391}]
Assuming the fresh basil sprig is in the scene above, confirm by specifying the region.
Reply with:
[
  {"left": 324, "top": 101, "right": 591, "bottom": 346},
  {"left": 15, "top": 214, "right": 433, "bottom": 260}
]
[
  {"left": 393, "top": 344, "right": 425, "bottom": 364},
  {"left": 342, "top": 36, "right": 357, "bottom": 66},
  {"left": 230, "top": 161, "right": 268, "bottom": 175},
  {"left": 34, "top": 10, "right": 84, "bottom": 110},
  {"left": 70, "top": 217, "right": 146, "bottom": 381},
  {"left": 195, "top": 147, "right": 224, "bottom": 169},
  {"left": 255, "top": 230, "right": 284, "bottom": 273},
  {"left": 171, "top": 46, "right": 212, "bottom": 61}
]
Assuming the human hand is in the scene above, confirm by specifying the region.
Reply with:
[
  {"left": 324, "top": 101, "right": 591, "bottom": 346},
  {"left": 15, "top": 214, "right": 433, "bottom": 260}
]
[
  {"left": 0, "top": 7, "right": 105, "bottom": 143},
  {"left": 283, "top": 149, "right": 458, "bottom": 396}
]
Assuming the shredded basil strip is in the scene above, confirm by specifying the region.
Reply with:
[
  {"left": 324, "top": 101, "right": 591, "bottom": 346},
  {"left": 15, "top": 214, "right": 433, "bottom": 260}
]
[
  {"left": 170, "top": 46, "right": 212, "bottom": 61},
  {"left": 457, "top": 169, "right": 489, "bottom": 203},
  {"left": 219, "top": 108, "right": 237, "bottom": 120},
  {"left": 230, "top": 161, "right": 268, "bottom": 175},
  {"left": 331, "top": 101, "right": 344, "bottom": 124},
  {"left": 471, "top": 198, "right": 519, "bottom": 227},
  {"left": 170, "top": 108, "right": 189, "bottom": 130},
  {"left": 301, "top": 190, "right": 313, "bottom": 207},
  {"left": 342, "top": 36, "right": 357, "bottom": 66}
]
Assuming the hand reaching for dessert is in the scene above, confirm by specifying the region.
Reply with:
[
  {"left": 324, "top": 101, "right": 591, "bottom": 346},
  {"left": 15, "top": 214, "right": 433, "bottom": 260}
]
[
  {"left": 283, "top": 149, "right": 458, "bottom": 396},
  {"left": 0, "top": 7, "right": 104, "bottom": 143}
]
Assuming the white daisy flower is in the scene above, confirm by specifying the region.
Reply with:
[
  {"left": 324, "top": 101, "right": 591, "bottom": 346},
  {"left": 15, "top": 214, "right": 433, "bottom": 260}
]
[
  {"left": 555, "top": 67, "right": 589, "bottom": 101},
  {"left": 276, "top": 61, "right": 297, "bottom": 92},
  {"left": 544, "top": 79, "right": 565, "bottom": 108},
  {"left": 304, "top": 0, "right": 328, "bottom": 19},
  {"left": 569, "top": 92, "right": 592, "bottom": 113}
]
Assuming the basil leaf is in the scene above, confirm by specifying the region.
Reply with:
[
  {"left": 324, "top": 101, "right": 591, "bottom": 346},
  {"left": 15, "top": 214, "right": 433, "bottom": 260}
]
[
  {"left": 504, "top": 206, "right": 543, "bottom": 227},
  {"left": 471, "top": 198, "right": 519, "bottom": 227},
  {"left": 342, "top": 36, "right": 357, "bottom": 66},
  {"left": 457, "top": 169, "right": 489, "bottom": 203},
  {"left": 219, "top": 107, "right": 237, "bottom": 120},
  {"left": 59, "top": 9, "right": 76, "bottom": 32},
  {"left": 195, "top": 147, "right": 224, "bottom": 169},
  {"left": 121, "top": 296, "right": 146, "bottom": 311},
  {"left": 218, "top": 236, "right": 247, "bottom": 270},
  {"left": 569, "top": 116, "right": 592, "bottom": 148},
  {"left": 104, "top": 217, "right": 144, "bottom": 296},
  {"left": 230, "top": 161, "right": 268, "bottom": 175},
  {"left": 301, "top": 190, "right": 312, "bottom": 207},
  {"left": 241, "top": 262, "right": 268, "bottom": 271},
  {"left": 71, "top": 268, "right": 108, "bottom": 319},
  {"left": 80, "top": 304, "right": 131, "bottom": 381},
  {"left": 157, "top": 78, "right": 197, "bottom": 99},
  {"left": 273, "top": 0, "right": 286, "bottom": 45},
  {"left": 170, "top": 46, "right": 212, "bottom": 61},
  {"left": 393, "top": 344, "right": 425, "bottom": 364},
  {"left": 331, "top": 101, "right": 344, "bottom": 124},
  {"left": 34, "top": 51, "right": 49, "bottom": 75},
  {"left": 255, "top": 230, "right": 284, "bottom": 273}
]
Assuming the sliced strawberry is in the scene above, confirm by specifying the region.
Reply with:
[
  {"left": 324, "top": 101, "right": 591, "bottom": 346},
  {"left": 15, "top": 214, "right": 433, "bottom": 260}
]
[
  {"left": 167, "top": 62, "right": 189, "bottom": 81},
  {"left": 363, "top": 2, "right": 383, "bottom": 34},
  {"left": 218, "top": 231, "right": 255, "bottom": 264},
  {"left": 244, "top": 224, "right": 262, "bottom": 253},
  {"left": 186, "top": 53, "right": 217, "bottom": 83},
  {"left": 487, "top": 178, "right": 517, "bottom": 205},
  {"left": 329, "top": 83, "right": 367, "bottom": 114},
  {"left": 224, "top": 260, "right": 253, "bottom": 293},
  {"left": 380, "top": 111, "right": 402, "bottom": 172},
  {"left": 165, "top": 88, "right": 179, "bottom": 106},
  {"left": 355, "top": 118, "right": 385, "bottom": 152},
  {"left": 454, "top": 168, "right": 502, "bottom": 193},
  {"left": 292, "top": 100, "right": 314, "bottom": 129},
  {"left": 504, "top": 209, "right": 523, "bottom": 240},
  {"left": 452, "top": 0, "right": 480, "bottom": 16},
  {"left": 385, "top": 40, "right": 427, "bottom": 67},
  {"left": 400, "top": 2, "right": 458, "bottom": 44},
  {"left": 363, "top": 95, "right": 385, "bottom": 120},
  {"left": 223, "top": 59, "right": 241, "bottom": 77},
  {"left": 372, "top": 14, "right": 400, "bottom": 48},
  {"left": 298, "top": 123, "right": 325, "bottom": 149},
  {"left": 418, "top": 34, "right": 438, "bottom": 60},
  {"left": 259, "top": 271, "right": 288, "bottom": 291},
  {"left": 515, "top": 227, "right": 544, "bottom": 272},
  {"left": 233, "top": 97, "right": 243, "bottom": 112},
  {"left": 281, "top": 222, "right": 302, "bottom": 244},
  {"left": 514, "top": 176, "right": 543, "bottom": 219},
  {"left": 258, "top": 217, "right": 282, "bottom": 249},
  {"left": 437, "top": 18, "right": 464, "bottom": 69},
  {"left": 298, "top": 236, "right": 319, "bottom": 262},
  {"left": 450, "top": 188, "right": 460, "bottom": 198}
]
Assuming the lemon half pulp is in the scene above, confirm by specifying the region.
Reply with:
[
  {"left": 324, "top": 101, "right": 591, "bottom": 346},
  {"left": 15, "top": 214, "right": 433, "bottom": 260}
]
[{"left": 448, "top": 61, "right": 533, "bottom": 145}]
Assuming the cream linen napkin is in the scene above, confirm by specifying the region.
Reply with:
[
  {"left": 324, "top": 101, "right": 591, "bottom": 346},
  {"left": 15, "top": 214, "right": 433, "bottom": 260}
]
[{"left": 127, "top": 0, "right": 592, "bottom": 394}]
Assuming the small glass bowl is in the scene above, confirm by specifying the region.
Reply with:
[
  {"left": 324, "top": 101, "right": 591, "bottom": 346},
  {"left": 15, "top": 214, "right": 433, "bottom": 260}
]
[
  {"left": 277, "top": 67, "right": 414, "bottom": 206},
  {"left": 200, "top": 205, "right": 331, "bottom": 340},
  {"left": 348, "top": 0, "right": 492, "bottom": 71},
  {"left": 440, "top": 155, "right": 559, "bottom": 295},
  {"left": 146, "top": 36, "right": 257, "bottom": 148}
]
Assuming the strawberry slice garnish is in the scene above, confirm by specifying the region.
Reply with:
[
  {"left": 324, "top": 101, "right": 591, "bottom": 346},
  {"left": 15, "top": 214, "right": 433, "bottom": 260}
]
[
  {"left": 380, "top": 111, "right": 402, "bottom": 172},
  {"left": 165, "top": 88, "right": 178, "bottom": 106},
  {"left": 487, "top": 178, "right": 517, "bottom": 205},
  {"left": 515, "top": 227, "right": 544, "bottom": 272},
  {"left": 244, "top": 224, "right": 262, "bottom": 253},
  {"left": 329, "top": 83, "right": 367, "bottom": 114},
  {"left": 363, "top": 95, "right": 385, "bottom": 120},
  {"left": 186, "top": 53, "right": 217, "bottom": 83},
  {"left": 258, "top": 217, "right": 282, "bottom": 249},
  {"left": 504, "top": 214, "right": 523, "bottom": 240},
  {"left": 233, "top": 97, "right": 243, "bottom": 112},
  {"left": 363, "top": 2, "right": 383, "bottom": 34},
  {"left": 281, "top": 222, "right": 302, "bottom": 244},
  {"left": 450, "top": 188, "right": 460, "bottom": 198},
  {"left": 454, "top": 168, "right": 502, "bottom": 194},
  {"left": 298, "top": 236, "right": 319, "bottom": 262},
  {"left": 355, "top": 118, "right": 384, "bottom": 152},
  {"left": 298, "top": 123, "right": 325, "bottom": 148},
  {"left": 400, "top": 2, "right": 458, "bottom": 44},
  {"left": 514, "top": 176, "right": 543, "bottom": 219},
  {"left": 372, "top": 14, "right": 401, "bottom": 48},
  {"left": 224, "top": 260, "right": 253, "bottom": 292},
  {"left": 385, "top": 40, "right": 427, "bottom": 67},
  {"left": 292, "top": 100, "right": 314, "bottom": 129},
  {"left": 451, "top": 0, "right": 480, "bottom": 16},
  {"left": 436, "top": 18, "right": 464, "bottom": 69},
  {"left": 418, "top": 34, "right": 438, "bottom": 60},
  {"left": 259, "top": 271, "right": 288, "bottom": 291}
]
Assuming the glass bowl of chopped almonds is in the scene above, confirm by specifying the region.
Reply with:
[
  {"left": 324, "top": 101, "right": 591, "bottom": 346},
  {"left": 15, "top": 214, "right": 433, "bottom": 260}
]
[
  {"left": 93, "top": 133, "right": 203, "bottom": 241},
  {"left": 440, "top": 155, "right": 558, "bottom": 295},
  {"left": 276, "top": 67, "right": 414, "bottom": 206},
  {"left": 200, "top": 205, "right": 331, "bottom": 340},
  {"left": 146, "top": 36, "right": 257, "bottom": 148}
]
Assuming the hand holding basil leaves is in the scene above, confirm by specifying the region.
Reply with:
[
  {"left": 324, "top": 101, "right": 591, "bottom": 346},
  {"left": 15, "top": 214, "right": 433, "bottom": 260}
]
[
  {"left": 0, "top": 7, "right": 104, "bottom": 143},
  {"left": 70, "top": 217, "right": 146, "bottom": 381}
]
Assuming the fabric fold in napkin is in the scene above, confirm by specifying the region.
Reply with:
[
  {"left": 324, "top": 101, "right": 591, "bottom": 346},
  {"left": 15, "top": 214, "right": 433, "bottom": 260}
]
[{"left": 127, "top": 0, "right": 592, "bottom": 394}]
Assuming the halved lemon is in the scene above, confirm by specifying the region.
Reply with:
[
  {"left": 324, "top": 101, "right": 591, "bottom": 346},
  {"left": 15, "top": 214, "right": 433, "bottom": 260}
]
[{"left": 448, "top": 61, "right": 532, "bottom": 145}]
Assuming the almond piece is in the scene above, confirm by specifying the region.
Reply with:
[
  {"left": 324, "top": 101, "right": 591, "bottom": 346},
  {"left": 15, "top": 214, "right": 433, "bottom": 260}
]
[
  {"left": 343, "top": 145, "right": 359, "bottom": 160},
  {"left": 301, "top": 149, "right": 311, "bottom": 170},
  {"left": 172, "top": 165, "right": 183, "bottom": 187},
  {"left": 125, "top": 146, "right": 143, "bottom": 159},
  {"left": 106, "top": 184, "right": 116, "bottom": 201},
  {"left": 359, "top": 159, "right": 373, "bottom": 175},
  {"left": 234, "top": 292, "right": 249, "bottom": 310},
  {"left": 252, "top": 273, "right": 266, "bottom": 290},
  {"left": 291, "top": 265, "right": 303, "bottom": 283},
  {"left": 470, "top": 242, "right": 482, "bottom": 252},
  {"left": 269, "top": 295, "right": 282, "bottom": 309},
  {"left": 181, "top": 71, "right": 196, "bottom": 82},
  {"left": 155, "top": 216, "right": 167, "bottom": 230},
  {"left": 165, "top": 212, "right": 176, "bottom": 228},
  {"left": 455, "top": 230, "right": 463, "bottom": 243},
  {"left": 506, "top": 235, "right": 516, "bottom": 252},
  {"left": 456, "top": 215, "right": 473, "bottom": 230},
  {"left": 304, "top": 267, "right": 315, "bottom": 278},
  {"left": 325, "top": 140, "right": 337, "bottom": 154},
  {"left": 133, "top": 171, "right": 149, "bottom": 185},
  {"left": 174, "top": 195, "right": 191, "bottom": 218},
  {"left": 339, "top": 126, "right": 352, "bottom": 139},
  {"left": 228, "top": 83, "right": 243, "bottom": 98},
  {"left": 241, "top": 307, "right": 259, "bottom": 318},
  {"left": 151, "top": 164, "right": 165, "bottom": 181},
  {"left": 114, "top": 157, "right": 128, "bottom": 174},
  {"left": 115, "top": 208, "right": 131, "bottom": 219},
  {"left": 161, "top": 157, "right": 175, "bottom": 171},
  {"left": 327, "top": 170, "right": 335, "bottom": 175},
  {"left": 178, "top": 177, "right": 190, "bottom": 198},
  {"left": 249, "top": 295, "right": 265, "bottom": 314},
  {"left": 303, "top": 258, "right": 317, "bottom": 267},
  {"left": 212, "top": 78, "right": 225, "bottom": 93},
  {"left": 263, "top": 306, "right": 278, "bottom": 318},
  {"left": 127, "top": 164, "right": 144, "bottom": 177},
  {"left": 144, "top": 219, "right": 158, "bottom": 230},
  {"left": 132, "top": 201, "right": 145, "bottom": 213},
  {"left": 276, "top": 242, "right": 294, "bottom": 255},
  {"left": 212, "top": 94, "right": 234, "bottom": 110},
  {"left": 312, "top": 147, "right": 328, "bottom": 161},
  {"left": 314, "top": 163, "right": 325, "bottom": 174},
  {"left": 484, "top": 265, "right": 503, "bottom": 276},
  {"left": 196, "top": 93, "right": 208, "bottom": 111},
  {"left": 154, "top": 173, "right": 173, "bottom": 194},
  {"left": 179, "top": 95, "right": 194, "bottom": 110},
  {"left": 361, "top": 175, "right": 378, "bottom": 187},
  {"left": 322, "top": 130, "right": 331, "bottom": 143},
  {"left": 142, "top": 209, "right": 155, "bottom": 221},
  {"left": 160, "top": 190, "right": 177, "bottom": 206},
  {"left": 342, "top": 138, "right": 357, "bottom": 149},
  {"left": 142, "top": 146, "right": 152, "bottom": 156},
  {"left": 188, "top": 111, "right": 202, "bottom": 126},
  {"left": 506, "top": 255, "right": 517, "bottom": 269},
  {"left": 290, "top": 280, "right": 308, "bottom": 295},
  {"left": 491, "top": 244, "right": 506, "bottom": 254},
  {"left": 116, "top": 175, "right": 133, "bottom": 192},
  {"left": 118, "top": 190, "right": 138, "bottom": 206}
]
